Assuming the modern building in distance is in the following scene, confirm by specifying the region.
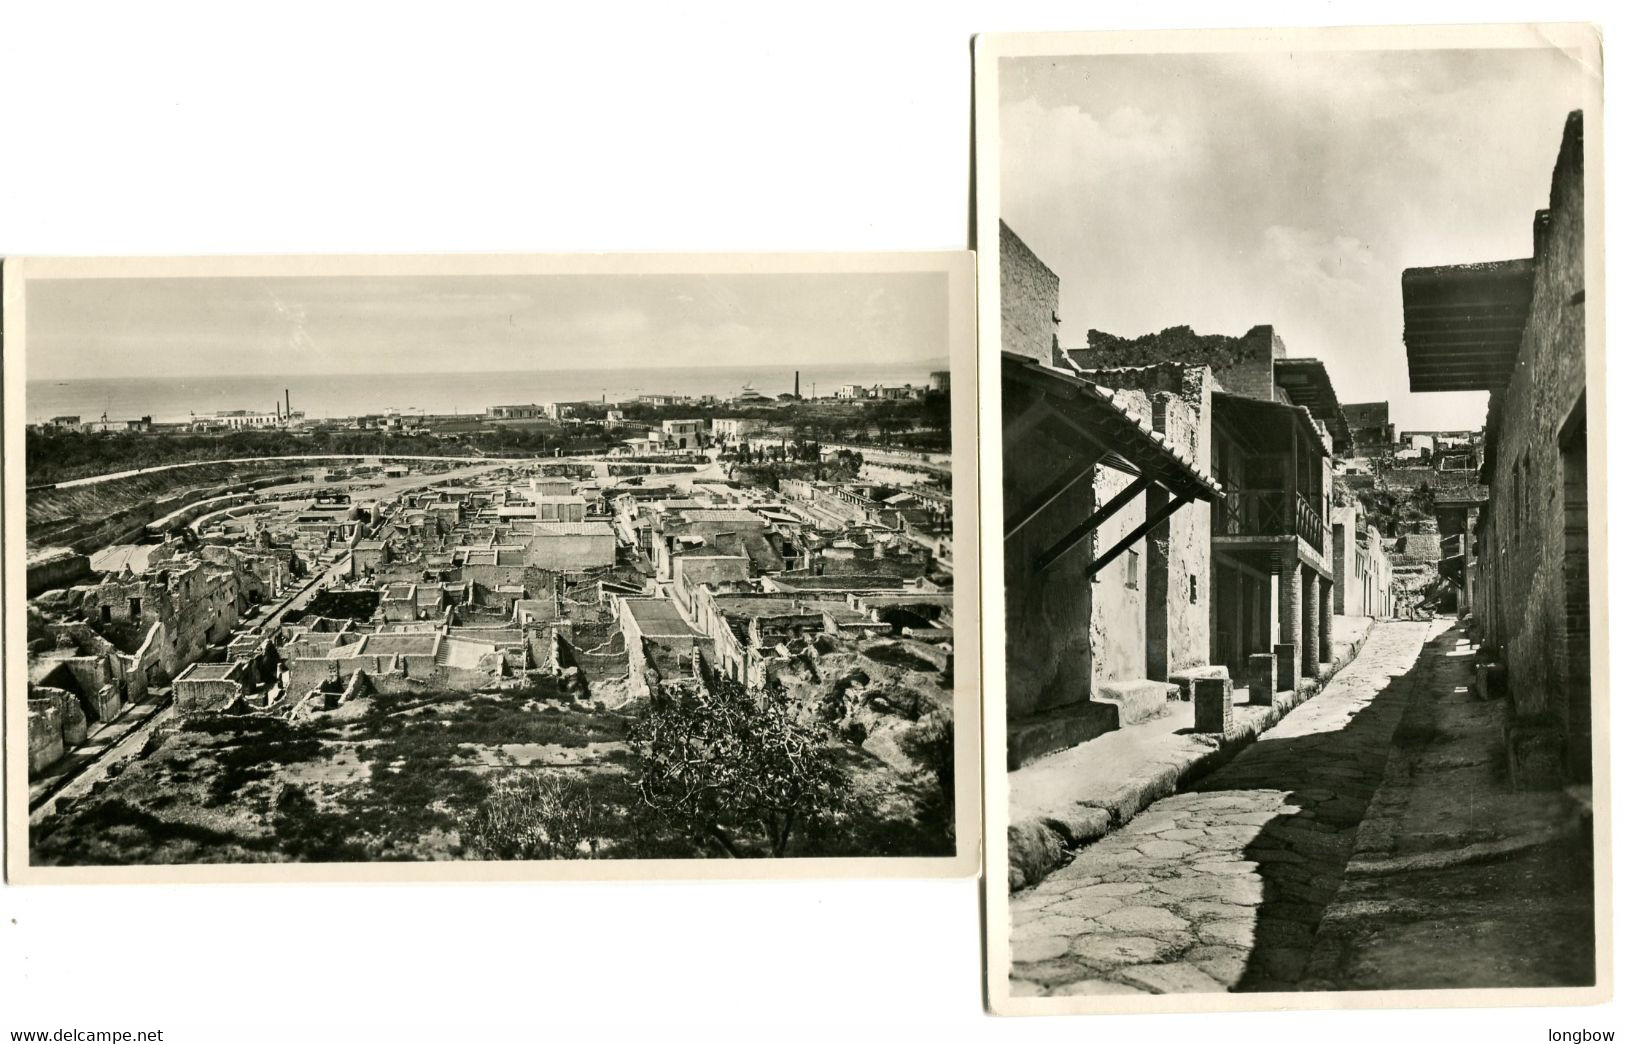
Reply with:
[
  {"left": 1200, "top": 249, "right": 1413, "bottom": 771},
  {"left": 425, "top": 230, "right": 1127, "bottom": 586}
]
[{"left": 486, "top": 404, "right": 543, "bottom": 420}]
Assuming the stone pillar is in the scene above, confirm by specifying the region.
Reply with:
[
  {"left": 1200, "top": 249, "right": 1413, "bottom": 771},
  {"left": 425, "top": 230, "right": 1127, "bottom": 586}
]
[
  {"left": 1193, "top": 676, "right": 1233, "bottom": 734},
  {"left": 1318, "top": 575, "right": 1334, "bottom": 666},
  {"left": 1247, "top": 652, "right": 1276, "bottom": 705},
  {"left": 1303, "top": 571, "right": 1321, "bottom": 678}
]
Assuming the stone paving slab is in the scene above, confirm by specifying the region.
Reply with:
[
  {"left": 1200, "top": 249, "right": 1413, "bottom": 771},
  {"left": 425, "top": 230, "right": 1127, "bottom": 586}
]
[
  {"left": 1009, "top": 619, "right": 1433, "bottom": 996},
  {"left": 1008, "top": 616, "right": 1375, "bottom": 890}
]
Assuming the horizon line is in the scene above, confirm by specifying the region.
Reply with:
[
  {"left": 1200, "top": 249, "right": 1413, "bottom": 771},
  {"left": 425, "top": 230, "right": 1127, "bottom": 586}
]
[{"left": 29, "top": 356, "right": 952, "bottom": 383}]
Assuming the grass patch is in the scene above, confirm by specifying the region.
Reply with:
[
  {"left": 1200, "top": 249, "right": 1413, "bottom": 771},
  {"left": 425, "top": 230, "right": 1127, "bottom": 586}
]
[{"left": 364, "top": 690, "right": 627, "bottom": 748}]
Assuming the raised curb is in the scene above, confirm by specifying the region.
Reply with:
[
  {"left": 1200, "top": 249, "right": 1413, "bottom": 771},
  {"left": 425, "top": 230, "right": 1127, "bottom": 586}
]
[{"left": 1008, "top": 617, "right": 1376, "bottom": 892}]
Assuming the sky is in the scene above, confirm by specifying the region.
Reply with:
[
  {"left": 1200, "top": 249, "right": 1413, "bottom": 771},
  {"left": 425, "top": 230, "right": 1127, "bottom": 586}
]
[
  {"left": 26, "top": 270, "right": 949, "bottom": 380},
  {"left": 999, "top": 46, "right": 1590, "bottom": 432}
]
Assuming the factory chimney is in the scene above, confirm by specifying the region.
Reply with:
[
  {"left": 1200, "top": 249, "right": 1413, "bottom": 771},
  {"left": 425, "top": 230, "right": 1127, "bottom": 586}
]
[
  {"left": 794, "top": 370, "right": 800, "bottom": 399},
  {"left": 285, "top": 388, "right": 291, "bottom": 418}
]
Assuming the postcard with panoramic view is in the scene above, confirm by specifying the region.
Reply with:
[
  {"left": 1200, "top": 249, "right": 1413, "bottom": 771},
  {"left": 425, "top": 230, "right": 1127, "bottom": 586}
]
[
  {"left": 975, "top": 25, "right": 1607, "bottom": 1013},
  {"left": 4, "top": 251, "right": 979, "bottom": 883}
]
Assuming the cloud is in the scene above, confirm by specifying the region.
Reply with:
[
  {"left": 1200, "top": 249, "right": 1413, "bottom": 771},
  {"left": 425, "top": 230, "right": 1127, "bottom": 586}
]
[{"left": 1261, "top": 225, "right": 1375, "bottom": 305}]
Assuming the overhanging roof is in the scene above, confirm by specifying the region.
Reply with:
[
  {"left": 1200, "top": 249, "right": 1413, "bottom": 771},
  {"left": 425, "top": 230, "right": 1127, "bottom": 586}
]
[
  {"left": 1402, "top": 259, "right": 1534, "bottom": 392},
  {"left": 1003, "top": 352, "right": 1222, "bottom": 502},
  {"left": 1212, "top": 391, "right": 1329, "bottom": 459},
  {"left": 1272, "top": 357, "right": 1351, "bottom": 453}
]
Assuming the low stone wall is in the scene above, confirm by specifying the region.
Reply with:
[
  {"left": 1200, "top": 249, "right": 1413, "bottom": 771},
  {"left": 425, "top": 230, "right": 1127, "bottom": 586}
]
[{"left": 27, "top": 548, "right": 92, "bottom": 596}]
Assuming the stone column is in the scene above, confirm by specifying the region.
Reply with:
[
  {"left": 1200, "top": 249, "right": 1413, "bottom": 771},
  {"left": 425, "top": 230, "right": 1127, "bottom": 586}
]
[
  {"left": 1303, "top": 571, "right": 1321, "bottom": 678},
  {"left": 1318, "top": 575, "right": 1334, "bottom": 666},
  {"left": 1277, "top": 563, "right": 1300, "bottom": 682}
]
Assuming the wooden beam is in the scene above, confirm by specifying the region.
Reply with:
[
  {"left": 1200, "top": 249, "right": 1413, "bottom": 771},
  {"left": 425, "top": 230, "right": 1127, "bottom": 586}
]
[
  {"left": 1032, "top": 476, "right": 1152, "bottom": 574},
  {"left": 1001, "top": 394, "right": 1052, "bottom": 447},
  {"left": 1032, "top": 397, "right": 1122, "bottom": 462},
  {"left": 1080, "top": 493, "right": 1194, "bottom": 580},
  {"left": 1003, "top": 447, "right": 1107, "bottom": 541}
]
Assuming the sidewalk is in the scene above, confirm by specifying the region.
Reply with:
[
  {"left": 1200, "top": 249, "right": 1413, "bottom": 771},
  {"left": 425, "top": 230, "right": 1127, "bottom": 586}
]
[
  {"left": 1301, "top": 625, "right": 1595, "bottom": 990},
  {"left": 1009, "top": 615, "right": 1374, "bottom": 891}
]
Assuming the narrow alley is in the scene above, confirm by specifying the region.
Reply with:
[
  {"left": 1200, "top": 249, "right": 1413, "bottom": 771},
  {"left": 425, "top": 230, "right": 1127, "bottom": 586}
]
[{"left": 1008, "top": 616, "right": 1593, "bottom": 997}]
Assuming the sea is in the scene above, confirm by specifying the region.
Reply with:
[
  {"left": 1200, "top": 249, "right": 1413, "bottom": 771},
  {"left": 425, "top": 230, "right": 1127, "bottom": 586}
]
[{"left": 27, "top": 361, "right": 948, "bottom": 425}]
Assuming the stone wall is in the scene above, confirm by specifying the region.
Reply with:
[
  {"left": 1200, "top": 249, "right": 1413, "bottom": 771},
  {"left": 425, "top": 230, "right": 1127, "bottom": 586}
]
[
  {"left": 1331, "top": 505, "right": 1359, "bottom": 614},
  {"left": 174, "top": 675, "right": 246, "bottom": 713},
  {"left": 999, "top": 220, "right": 1060, "bottom": 364},
  {"left": 1152, "top": 377, "right": 1212, "bottom": 677},
  {"left": 27, "top": 687, "right": 89, "bottom": 776},
  {"left": 27, "top": 548, "right": 92, "bottom": 596},
  {"left": 1089, "top": 462, "right": 1148, "bottom": 686},
  {"left": 28, "top": 700, "right": 68, "bottom": 776},
  {"left": 525, "top": 530, "right": 615, "bottom": 571},
  {"left": 1074, "top": 366, "right": 1214, "bottom": 679},
  {"left": 1479, "top": 112, "right": 1589, "bottom": 775},
  {"left": 1073, "top": 325, "right": 1283, "bottom": 403},
  {"left": 457, "top": 562, "right": 532, "bottom": 591}
]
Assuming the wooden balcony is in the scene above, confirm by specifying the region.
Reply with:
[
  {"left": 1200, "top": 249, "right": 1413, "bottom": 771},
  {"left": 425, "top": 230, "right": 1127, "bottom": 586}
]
[{"left": 1214, "top": 489, "right": 1326, "bottom": 554}]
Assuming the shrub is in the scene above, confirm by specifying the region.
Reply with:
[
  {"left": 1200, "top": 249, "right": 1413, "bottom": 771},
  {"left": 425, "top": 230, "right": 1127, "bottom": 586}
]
[{"left": 459, "top": 771, "right": 601, "bottom": 860}]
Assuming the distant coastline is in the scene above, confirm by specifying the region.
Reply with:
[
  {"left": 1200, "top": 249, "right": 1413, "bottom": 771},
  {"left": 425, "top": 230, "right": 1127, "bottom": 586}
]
[{"left": 27, "top": 360, "right": 948, "bottom": 425}]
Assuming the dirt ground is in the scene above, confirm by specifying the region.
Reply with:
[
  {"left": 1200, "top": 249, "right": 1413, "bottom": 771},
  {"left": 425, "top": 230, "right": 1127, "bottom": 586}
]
[{"left": 31, "top": 681, "right": 949, "bottom": 864}]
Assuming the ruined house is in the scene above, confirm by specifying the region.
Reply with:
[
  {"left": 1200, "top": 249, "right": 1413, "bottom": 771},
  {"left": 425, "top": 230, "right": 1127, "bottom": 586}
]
[
  {"left": 285, "top": 629, "right": 510, "bottom": 697},
  {"left": 1343, "top": 401, "right": 1397, "bottom": 454},
  {"left": 999, "top": 220, "right": 1381, "bottom": 768},
  {"left": 173, "top": 660, "right": 248, "bottom": 713},
  {"left": 617, "top": 596, "right": 713, "bottom": 697},
  {"left": 82, "top": 555, "right": 245, "bottom": 678}
]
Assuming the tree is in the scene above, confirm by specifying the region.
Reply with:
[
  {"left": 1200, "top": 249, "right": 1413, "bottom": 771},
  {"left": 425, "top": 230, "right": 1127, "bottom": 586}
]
[
  {"left": 626, "top": 678, "right": 852, "bottom": 857},
  {"left": 459, "top": 770, "right": 601, "bottom": 860}
]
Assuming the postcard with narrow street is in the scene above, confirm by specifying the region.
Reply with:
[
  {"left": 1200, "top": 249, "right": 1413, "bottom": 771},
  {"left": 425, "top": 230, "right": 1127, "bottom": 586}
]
[
  {"left": 975, "top": 24, "right": 1607, "bottom": 1012},
  {"left": 4, "top": 251, "right": 980, "bottom": 883}
]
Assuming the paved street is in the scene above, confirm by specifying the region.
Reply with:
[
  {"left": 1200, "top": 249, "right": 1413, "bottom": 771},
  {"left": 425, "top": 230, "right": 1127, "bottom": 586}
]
[{"left": 1009, "top": 619, "right": 1442, "bottom": 996}]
